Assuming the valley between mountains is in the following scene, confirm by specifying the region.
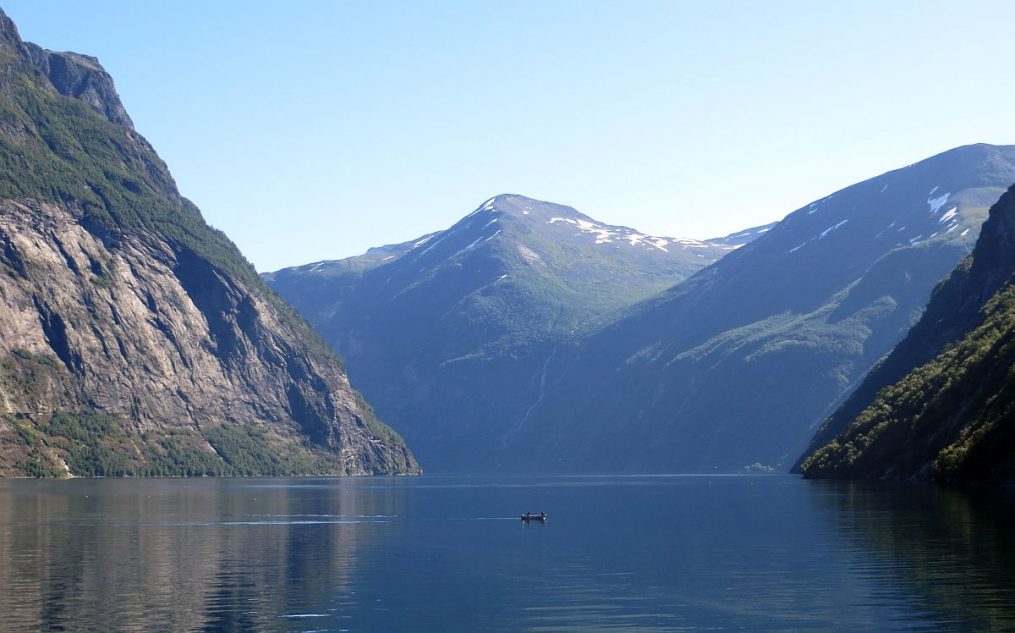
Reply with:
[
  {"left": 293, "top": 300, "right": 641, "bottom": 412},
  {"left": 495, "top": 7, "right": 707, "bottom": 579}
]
[
  {"left": 270, "top": 144, "right": 1015, "bottom": 480},
  {"left": 1, "top": 5, "right": 1013, "bottom": 484}
]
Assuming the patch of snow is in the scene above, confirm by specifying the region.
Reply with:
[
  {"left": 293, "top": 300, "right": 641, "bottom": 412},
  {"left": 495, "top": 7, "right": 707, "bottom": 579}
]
[
  {"left": 496, "top": 274, "right": 508, "bottom": 281},
  {"left": 413, "top": 235, "right": 435, "bottom": 248},
  {"left": 909, "top": 235, "right": 923, "bottom": 245},
  {"left": 946, "top": 224, "right": 959, "bottom": 233},
  {"left": 522, "top": 210, "right": 530, "bottom": 215},
  {"left": 418, "top": 234, "right": 448, "bottom": 256},
  {"left": 481, "top": 218, "right": 498, "bottom": 230},
  {"left": 381, "top": 255, "right": 394, "bottom": 261},
  {"left": 927, "top": 193, "right": 951, "bottom": 214},
  {"left": 818, "top": 219, "right": 848, "bottom": 239},
  {"left": 880, "top": 184, "right": 889, "bottom": 193},
  {"left": 308, "top": 262, "right": 326, "bottom": 272},
  {"left": 550, "top": 217, "right": 617, "bottom": 244},
  {"left": 549, "top": 215, "right": 688, "bottom": 252},
  {"left": 648, "top": 237, "right": 671, "bottom": 252},
  {"left": 789, "top": 241, "right": 809, "bottom": 253},
  {"left": 928, "top": 186, "right": 939, "bottom": 196},
  {"left": 466, "top": 198, "right": 497, "bottom": 218},
  {"left": 897, "top": 226, "right": 906, "bottom": 232},
  {"left": 938, "top": 207, "right": 958, "bottom": 224},
  {"left": 961, "top": 228, "right": 970, "bottom": 237},
  {"left": 445, "top": 228, "right": 501, "bottom": 261},
  {"left": 876, "top": 221, "right": 897, "bottom": 239}
]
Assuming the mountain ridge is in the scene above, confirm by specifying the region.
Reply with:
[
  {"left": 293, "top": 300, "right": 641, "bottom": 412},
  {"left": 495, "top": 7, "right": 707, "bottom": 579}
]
[
  {"left": 270, "top": 145, "right": 1015, "bottom": 473},
  {"left": 484, "top": 144, "right": 1015, "bottom": 473}
]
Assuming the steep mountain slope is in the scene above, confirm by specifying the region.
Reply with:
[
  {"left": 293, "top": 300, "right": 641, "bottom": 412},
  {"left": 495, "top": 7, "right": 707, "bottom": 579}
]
[
  {"left": 800, "top": 185, "right": 1015, "bottom": 483},
  {"left": 266, "top": 194, "right": 760, "bottom": 470},
  {"left": 0, "top": 11, "right": 418, "bottom": 476},
  {"left": 510, "top": 144, "right": 1015, "bottom": 474}
]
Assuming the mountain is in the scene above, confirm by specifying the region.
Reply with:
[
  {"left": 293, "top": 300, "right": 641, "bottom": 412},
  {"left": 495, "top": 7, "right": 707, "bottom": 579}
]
[
  {"left": 704, "top": 221, "right": 779, "bottom": 249},
  {"left": 266, "top": 194, "right": 764, "bottom": 470},
  {"left": 503, "top": 144, "right": 1015, "bottom": 474},
  {"left": 799, "top": 184, "right": 1015, "bottom": 484},
  {"left": 0, "top": 10, "right": 418, "bottom": 477}
]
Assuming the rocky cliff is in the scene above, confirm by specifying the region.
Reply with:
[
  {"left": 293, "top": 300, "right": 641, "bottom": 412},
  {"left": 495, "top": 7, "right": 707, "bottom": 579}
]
[{"left": 0, "top": 10, "right": 418, "bottom": 476}]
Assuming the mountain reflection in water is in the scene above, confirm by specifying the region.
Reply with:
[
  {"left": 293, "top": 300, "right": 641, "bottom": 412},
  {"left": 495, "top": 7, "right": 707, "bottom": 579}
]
[{"left": 0, "top": 475, "right": 1012, "bottom": 632}]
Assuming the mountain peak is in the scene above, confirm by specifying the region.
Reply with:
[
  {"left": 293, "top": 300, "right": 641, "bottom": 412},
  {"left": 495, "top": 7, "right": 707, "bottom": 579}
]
[
  {"left": 0, "top": 9, "right": 23, "bottom": 52},
  {"left": 24, "top": 46, "right": 134, "bottom": 128},
  {"left": 0, "top": 9, "right": 133, "bottom": 128},
  {"left": 467, "top": 193, "right": 578, "bottom": 219}
]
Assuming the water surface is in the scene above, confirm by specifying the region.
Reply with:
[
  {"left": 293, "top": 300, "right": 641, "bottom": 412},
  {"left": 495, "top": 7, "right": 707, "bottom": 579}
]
[{"left": 0, "top": 475, "right": 1012, "bottom": 632}]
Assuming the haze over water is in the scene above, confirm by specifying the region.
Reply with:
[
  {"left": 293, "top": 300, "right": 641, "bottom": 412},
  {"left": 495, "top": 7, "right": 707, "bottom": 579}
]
[{"left": 0, "top": 475, "right": 1012, "bottom": 632}]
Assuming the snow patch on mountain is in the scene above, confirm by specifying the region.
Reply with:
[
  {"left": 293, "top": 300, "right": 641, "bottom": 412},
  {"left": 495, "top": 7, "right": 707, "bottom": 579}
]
[
  {"left": 928, "top": 193, "right": 951, "bottom": 214},
  {"left": 938, "top": 208, "right": 958, "bottom": 224},
  {"left": 548, "top": 216, "right": 719, "bottom": 253},
  {"left": 819, "top": 219, "right": 848, "bottom": 239},
  {"left": 549, "top": 217, "right": 618, "bottom": 244}
]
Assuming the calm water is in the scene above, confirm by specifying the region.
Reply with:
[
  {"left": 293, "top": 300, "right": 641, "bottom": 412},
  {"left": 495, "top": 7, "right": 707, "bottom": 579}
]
[{"left": 0, "top": 475, "right": 1013, "bottom": 632}]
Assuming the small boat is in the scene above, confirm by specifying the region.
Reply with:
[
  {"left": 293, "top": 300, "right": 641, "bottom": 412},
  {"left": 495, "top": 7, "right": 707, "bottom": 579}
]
[{"left": 521, "top": 512, "right": 547, "bottom": 522}]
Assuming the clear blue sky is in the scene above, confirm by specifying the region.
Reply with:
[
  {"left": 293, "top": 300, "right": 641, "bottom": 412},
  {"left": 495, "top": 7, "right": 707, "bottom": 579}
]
[{"left": 4, "top": 1, "right": 1015, "bottom": 270}]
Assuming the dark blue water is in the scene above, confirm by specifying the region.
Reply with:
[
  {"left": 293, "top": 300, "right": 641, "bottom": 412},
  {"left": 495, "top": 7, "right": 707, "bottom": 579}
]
[{"left": 0, "top": 475, "right": 1013, "bottom": 632}]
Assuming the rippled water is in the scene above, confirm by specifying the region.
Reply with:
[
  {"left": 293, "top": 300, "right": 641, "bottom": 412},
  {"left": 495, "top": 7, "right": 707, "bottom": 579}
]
[{"left": 0, "top": 475, "right": 1013, "bottom": 632}]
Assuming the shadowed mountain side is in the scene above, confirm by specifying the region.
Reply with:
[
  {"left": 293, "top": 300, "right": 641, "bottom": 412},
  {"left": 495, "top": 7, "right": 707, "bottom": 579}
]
[{"left": 508, "top": 144, "right": 1015, "bottom": 474}]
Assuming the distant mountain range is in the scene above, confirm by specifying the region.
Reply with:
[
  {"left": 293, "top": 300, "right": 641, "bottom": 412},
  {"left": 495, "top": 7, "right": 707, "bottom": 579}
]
[
  {"left": 272, "top": 144, "right": 1015, "bottom": 474},
  {"left": 266, "top": 194, "right": 770, "bottom": 470},
  {"left": 6, "top": 4, "right": 1014, "bottom": 482},
  {"left": 800, "top": 183, "right": 1015, "bottom": 484},
  {"left": 0, "top": 10, "right": 418, "bottom": 477}
]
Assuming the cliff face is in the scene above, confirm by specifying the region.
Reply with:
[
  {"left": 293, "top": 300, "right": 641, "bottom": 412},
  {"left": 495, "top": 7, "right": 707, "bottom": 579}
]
[
  {"left": 0, "top": 10, "right": 418, "bottom": 476},
  {"left": 800, "top": 185, "right": 1015, "bottom": 484}
]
